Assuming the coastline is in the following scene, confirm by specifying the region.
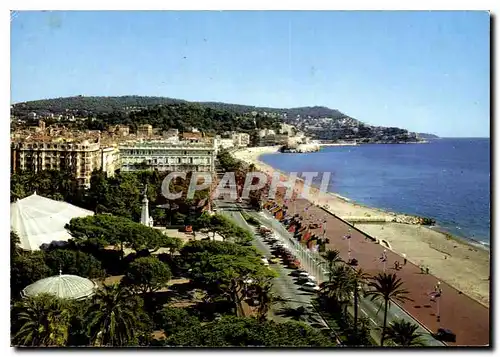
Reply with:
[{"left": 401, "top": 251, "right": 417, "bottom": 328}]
[{"left": 233, "top": 146, "right": 490, "bottom": 307}]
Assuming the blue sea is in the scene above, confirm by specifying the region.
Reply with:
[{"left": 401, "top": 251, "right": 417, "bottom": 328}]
[{"left": 260, "top": 138, "right": 491, "bottom": 247}]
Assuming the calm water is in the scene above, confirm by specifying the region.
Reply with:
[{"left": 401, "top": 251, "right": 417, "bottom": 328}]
[{"left": 260, "top": 138, "right": 491, "bottom": 246}]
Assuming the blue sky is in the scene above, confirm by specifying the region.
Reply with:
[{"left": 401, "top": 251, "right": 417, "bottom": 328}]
[{"left": 11, "top": 11, "right": 490, "bottom": 137}]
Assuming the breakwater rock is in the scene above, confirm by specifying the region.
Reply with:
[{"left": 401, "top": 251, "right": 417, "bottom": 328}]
[{"left": 392, "top": 214, "right": 436, "bottom": 225}]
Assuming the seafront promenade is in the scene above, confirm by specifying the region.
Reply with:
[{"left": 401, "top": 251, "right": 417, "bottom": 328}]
[
  {"left": 233, "top": 147, "right": 490, "bottom": 307},
  {"left": 280, "top": 198, "right": 489, "bottom": 346},
  {"left": 233, "top": 146, "right": 490, "bottom": 346}
]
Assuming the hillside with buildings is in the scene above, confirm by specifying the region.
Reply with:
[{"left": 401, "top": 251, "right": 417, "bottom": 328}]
[
  {"left": 11, "top": 96, "right": 436, "bottom": 143},
  {"left": 10, "top": 96, "right": 432, "bottom": 188}
]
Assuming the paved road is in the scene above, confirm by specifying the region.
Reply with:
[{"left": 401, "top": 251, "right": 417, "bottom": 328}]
[
  {"left": 216, "top": 199, "right": 333, "bottom": 332},
  {"left": 247, "top": 208, "right": 445, "bottom": 347}
]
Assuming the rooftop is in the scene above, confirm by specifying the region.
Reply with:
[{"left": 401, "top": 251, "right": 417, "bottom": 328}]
[{"left": 22, "top": 274, "right": 97, "bottom": 300}]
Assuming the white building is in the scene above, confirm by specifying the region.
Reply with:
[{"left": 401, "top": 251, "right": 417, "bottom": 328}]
[
  {"left": 218, "top": 138, "right": 235, "bottom": 150},
  {"left": 258, "top": 129, "right": 277, "bottom": 138},
  {"left": 231, "top": 132, "right": 250, "bottom": 147},
  {"left": 119, "top": 139, "right": 216, "bottom": 172}
]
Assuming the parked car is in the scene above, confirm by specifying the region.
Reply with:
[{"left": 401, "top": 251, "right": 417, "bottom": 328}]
[
  {"left": 288, "top": 260, "right": 301, "bottom": 269},
  {"left": 302, "top": 282, "right": 321, "bottom": 293},
  {"left": 298, "top": 275, "right": 317, "bottom": 284},
  {"left": 269, "top": 257, "right": 280, "bottom": 264},
  {"left": 435, "top": 328, "right": 456, "bottom": 342},
  {"left": 261, "top": 258, "right": 270, "bottom": 266}
]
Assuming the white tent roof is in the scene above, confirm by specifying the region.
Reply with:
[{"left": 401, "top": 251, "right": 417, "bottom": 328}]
[
  {"left": 22, "top": 274, "right": 97, "bottom": 300},
  {"left": 11, "top": 192, "right": 94, "bottom": 251}
]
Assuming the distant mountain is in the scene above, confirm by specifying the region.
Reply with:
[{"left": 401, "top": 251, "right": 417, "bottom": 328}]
[
  {"left": 11, "top": 95, "right": 348, "bottom": 119},
  {"left": 417, "top": 133, "right": 440, "bottom": 139}
]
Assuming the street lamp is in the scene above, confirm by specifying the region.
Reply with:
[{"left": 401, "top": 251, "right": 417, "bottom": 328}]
[
  {"left": 436, "top": 281, "right": 442, "bottom": 322},
  {"left": 383, "top": 249, "right": 387, "bottom": 272}
]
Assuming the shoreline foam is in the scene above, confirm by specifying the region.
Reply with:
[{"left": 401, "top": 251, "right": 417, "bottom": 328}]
[{"left": 233, "top": 146, "right": 490, "bottom": 307}]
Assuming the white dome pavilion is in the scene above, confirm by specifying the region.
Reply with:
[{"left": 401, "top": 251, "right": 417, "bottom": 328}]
[{"left": 21, "top": 273, "right": 97, "bottom": 300}]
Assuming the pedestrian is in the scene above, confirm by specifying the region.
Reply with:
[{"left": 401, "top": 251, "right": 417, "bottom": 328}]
[
  {"left": 403, "top": 253, "right": 407, "bottom": 265},
  {"left": 426, "top": 266, "right": 430, "bottom": 274}
]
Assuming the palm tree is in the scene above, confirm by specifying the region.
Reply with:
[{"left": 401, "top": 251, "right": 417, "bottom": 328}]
[
  {"left": 385, "top": 319, "right": 425, "bottom": 346},
  {"left": 85, "top": 284, "right": 146, "bottom": 347},
  {"left": 12, "top": 293, "right": 71, "bottom": 346},
  {"left": 364, "top": 273, "right": 412, "bottom": 346},
  {"left": 351, "top": 268, "right": 370, "bottom": 338},
  {"left": 321, "top": 249, "right": 342, "bottom": 281},
  {"left": 319, "top": 265, "right": 354, "bottom": 313},
  {"left": 251, "top": 281, "right": 285, "bottom": 321}
]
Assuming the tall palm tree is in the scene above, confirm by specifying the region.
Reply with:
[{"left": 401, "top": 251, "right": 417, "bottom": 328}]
[
  {"left": 351, "top": 268, "right": 370, "bottom": 338},
  {"left": 385, "top": 319, "right": 425, "bottom": 346},
  {"left": 251, "top": 281, "right": 285, "bottom": 321},
  {"left": 12, "top": 293, "right": 71, "bottom": 347},
  {"left": 321, "top": 249, "right": 343, "bottom": 281},
  {"left": 364, "top": 273, "right": 412, "bottom": 346},
  {"left": 85, "top": 284, "right": 146, "bottom": 347},
  {"left": 319, "top": 265, "right": 354, "bottom": 312}
]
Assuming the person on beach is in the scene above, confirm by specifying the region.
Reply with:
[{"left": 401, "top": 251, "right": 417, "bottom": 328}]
[{"left": 403, "top": 253, "right": 407, "bottom": 265}]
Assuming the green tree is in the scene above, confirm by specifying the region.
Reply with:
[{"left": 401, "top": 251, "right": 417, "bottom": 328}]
[
  {"left": 364, "top": 273, "right": 412, "bottom": 346},
  {"left": 122, "top": 256, "right": 172, "bottom": 295},
  {"left": 179, "top": 240, "right": 260, "bottom": 269},
  {"left": 66, "top": 214, "right": 181, "bottom": 259},
  {"left": 11, "top": 250, "right": 51, "bottom": 298},
  {"left": 321, "top": 249, "right": 343, "bottom": 281},
  {"left": 10, "top": 231, "right": 22, "bottom": 258},
  {"left": 249, "top": 280, "right": 284, "bottom": 321},
  {"left": 85, "top": 284, "right": 150, "bottom": 346},
  {"left": 11, "top": 293, "right": 71, "bottom": 347},
  {"left": 189, "top": 253, "right": 275, "bottom": 309},
  {"left": 44, "top": 248, "right": 105, "bottom": 279},
  {"left": 384, "top": 319, "right": 425, "bottom": 346},
  {"left": 66, "top": 299, "right": 91, "bottom": 346},
  {"left": 319, "top": 265, "right": 354, "bottom": 313},
  {"left": 154, "top": 307, "right": 201, "bottom": 336},
  {"left": 165, "top": 316, "right": 335, "bottom": 347}
]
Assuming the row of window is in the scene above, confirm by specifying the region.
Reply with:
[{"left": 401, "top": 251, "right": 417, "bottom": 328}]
[
  {"left": 19, "top": 144, "right": 97, "bottom": 150},
  {"left": 121, "top": 150, "right": 214, "bottom": 155},
  {"left": 122, "top": 158, "right": 210, "bottom": 164}
]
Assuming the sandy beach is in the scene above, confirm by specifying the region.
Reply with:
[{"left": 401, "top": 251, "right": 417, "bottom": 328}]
[{"left": 233, "top": 146, "right": 490, "bottom": 307}]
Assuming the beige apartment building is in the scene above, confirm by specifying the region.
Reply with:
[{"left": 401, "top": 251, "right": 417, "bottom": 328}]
[
  {"left": 137, "top": 124, "right": 153, "bottom": 137},
  {"left": 11, "top": 135, "right": 103, "bottom": 187}
]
